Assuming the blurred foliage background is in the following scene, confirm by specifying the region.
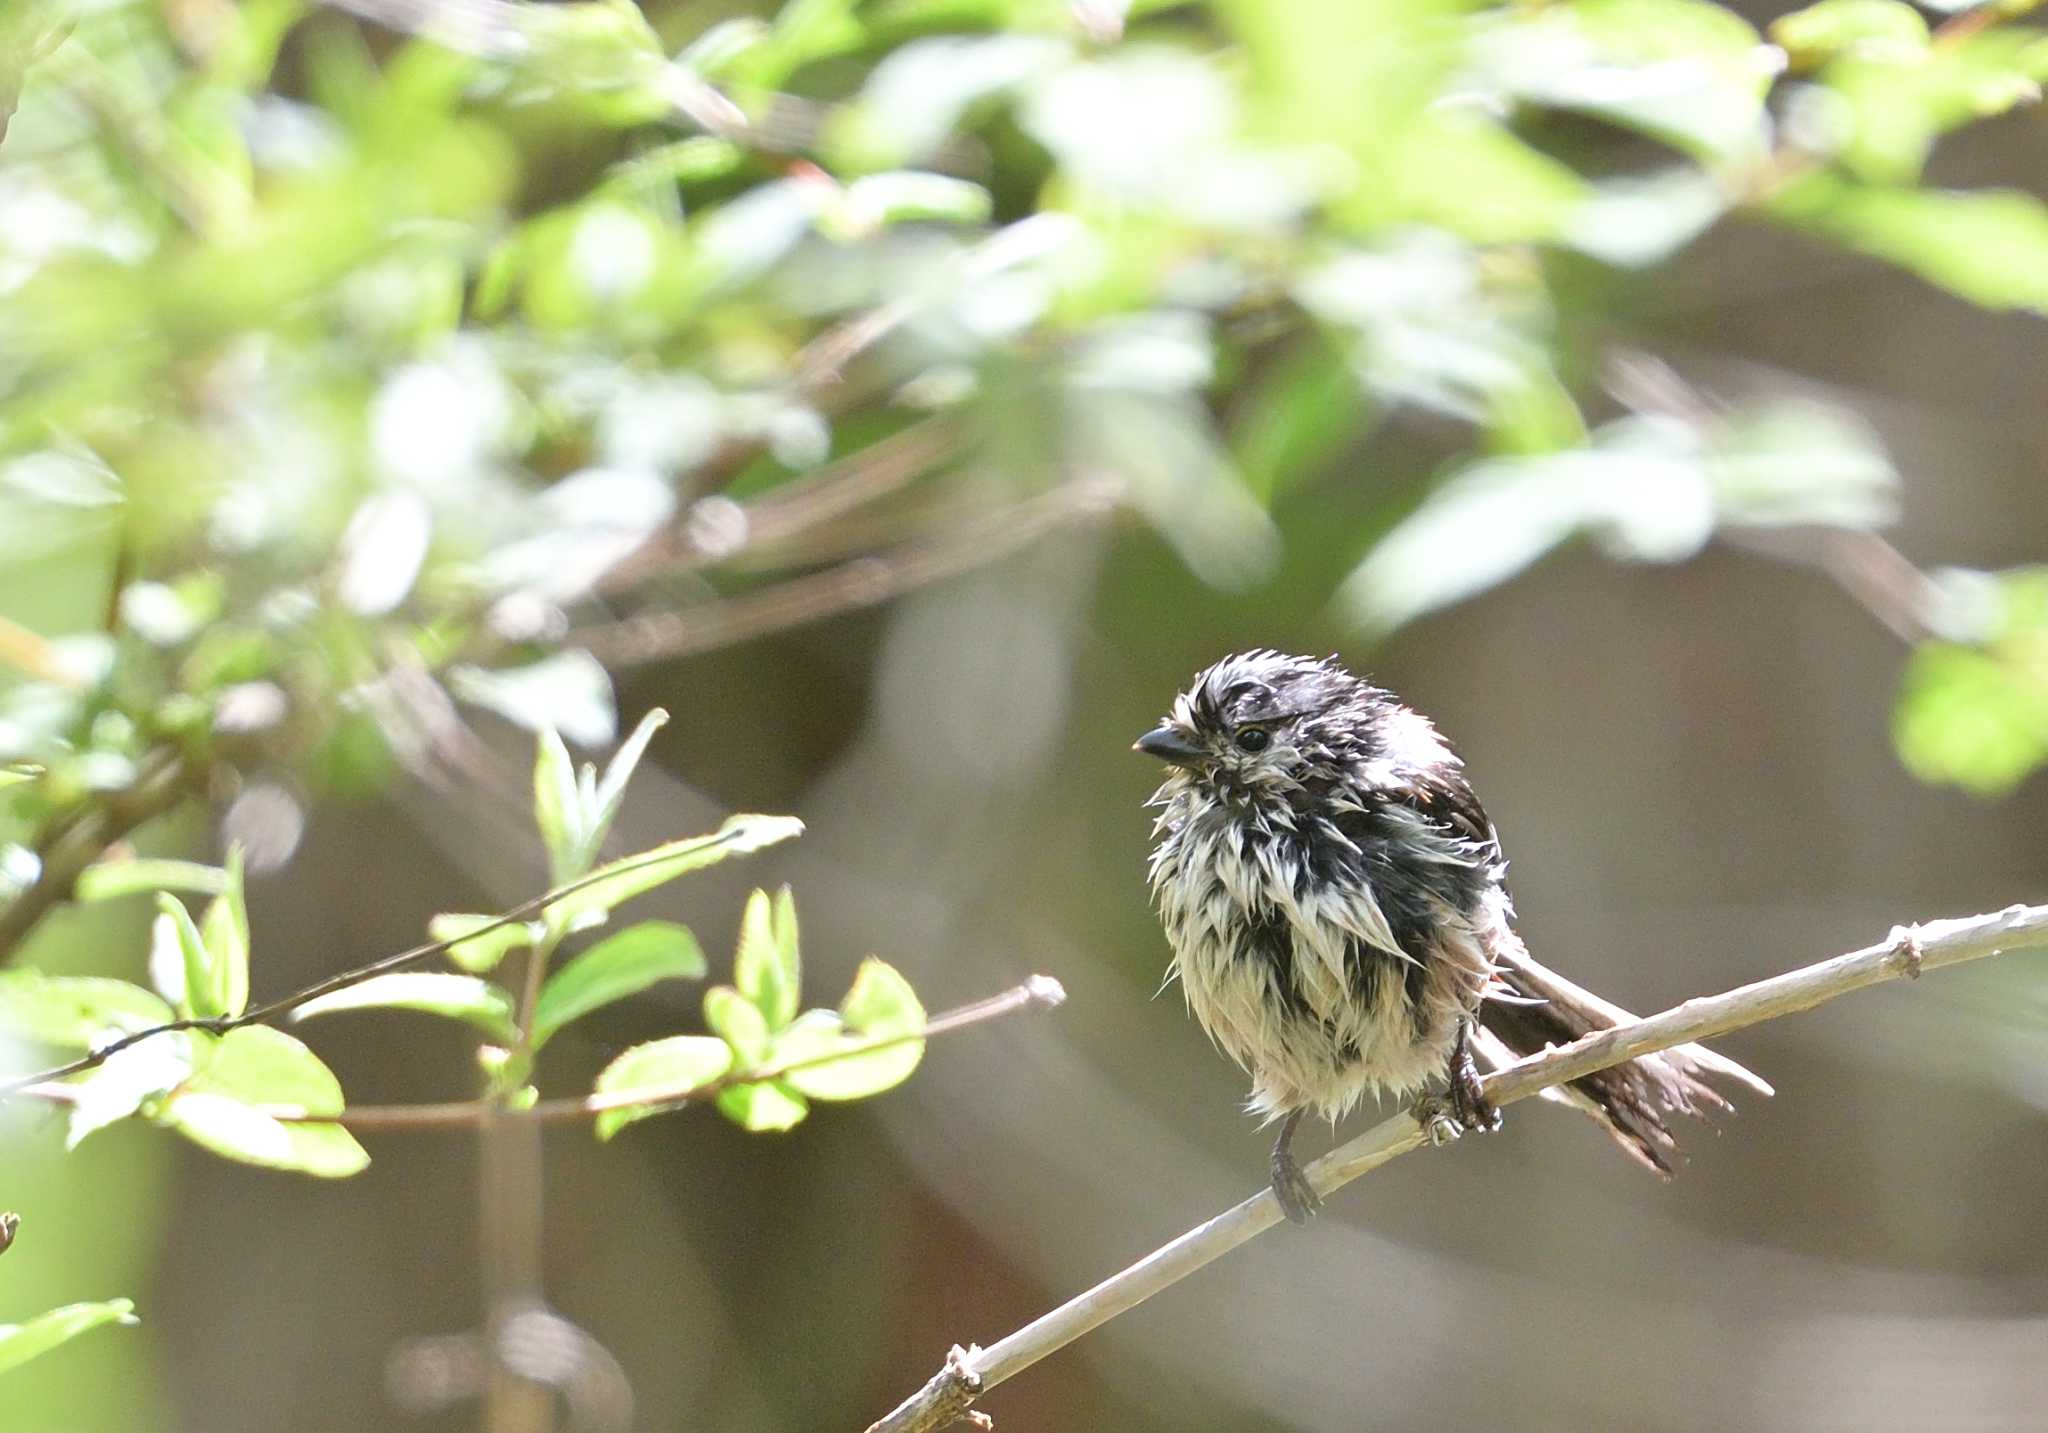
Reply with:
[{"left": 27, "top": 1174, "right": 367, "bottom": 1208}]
[{"left": 1, "top": 0, "right": 2046, "bottom": 1427}]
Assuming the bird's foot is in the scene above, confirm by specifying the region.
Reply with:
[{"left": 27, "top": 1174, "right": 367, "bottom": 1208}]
[
  {"left": 1412, "top": 1094, "right": 1465, "bottom": 1148},
  {"left": 1270, "top": 1144, "right": 1321, "bottom": 1224},
  {"left": 1448, "top": 1040, "right": 1502, "bottom": 1135}
]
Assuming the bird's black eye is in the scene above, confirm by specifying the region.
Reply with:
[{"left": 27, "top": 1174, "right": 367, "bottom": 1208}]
[{"left": 1234, "top": 726, "right": 1271, "bottom": 753}]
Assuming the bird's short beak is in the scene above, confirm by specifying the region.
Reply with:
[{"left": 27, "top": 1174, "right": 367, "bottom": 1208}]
[{"left": 1133, "top": 725, "right": 1203, "bottom": 766}]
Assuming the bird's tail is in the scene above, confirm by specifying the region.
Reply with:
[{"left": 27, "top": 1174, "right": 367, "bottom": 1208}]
[{"left": 1475, "top": 937, "right": 1772, "bottom": 1176}]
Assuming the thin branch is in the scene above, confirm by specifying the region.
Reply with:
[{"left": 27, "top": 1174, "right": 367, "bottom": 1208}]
[
  {"left": 0, "top": 830, "right": 768, "bottom": 1098},
  {"left": 344, "top": 974, "right": 1064, "bottom": 1129},
  {"left": 572, "top": 476, "right": 1122, "bottom": 668},
  {"left": 0, "top": 749, "right": 203, "bottom": 966},
  {"left": 864, "top": 902, "right": 2048, "bottom": 1433},
  {"left": 14, "top": 975, "right": 1069, "bottom": 1129}
]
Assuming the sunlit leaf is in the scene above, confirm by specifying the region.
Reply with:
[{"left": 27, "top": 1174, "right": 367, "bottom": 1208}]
[
  {"left": 0, "top": 1300, "right": 138, "bottom": 1376},
  {"left": 0, "top": 973, "right": 173, "bottom": 1051},
  {"left": 160, "top": 1027, "right": 368, "bottom": 1177},
  {"left": 429, "top": 913, "right": 543, "bottom": 974},
  {"left": 1895, "top": 569, "right": 2048, "bottom": 795},
  {"left": 544, "top": 815, "right": 803, "bottom": 928},
  {"left": 533, "top": 725, "right": 586, "bottom": 885},
  {"left": 74, "top": 859, "right": 232, "bottom": 903},
  {"left": 1768, "top": 174, "right": 2048, "bottom": 313},
  {"left": 592, "top": 1034, "right": 732, "bottom": 1138},
  {"left": 778, "top": 959, "right": 926, "bottom": 1100},
  {"left": 531, "top": 920, "right": 706, "bottom": 1047},
  {"left": 157, "top": 894, "right": 221, "bottom": 1020},
  {"left": 451, "top": 651, "right": 618, "bottom": 748},
  {"left": 201, "top": 847, "right": 249, "bottom": 1020},
  {"left": 585, "top": 707, "right": 669, "bottom": 871},
  {"left": 64, "top": 1034, "right": 196, "bottom": 1149},
  {"left": 716, "top": 1079, "right": 808, "bottom": 1131},
  {"left": 704, "top": 984, "right": 770, "bottom": 1064},
  {"left": 733, "top": 885, "right": 802, "bottom": 1032},
  {"left": 291, "top": 973, "right": 518, "bottom": 1041}
]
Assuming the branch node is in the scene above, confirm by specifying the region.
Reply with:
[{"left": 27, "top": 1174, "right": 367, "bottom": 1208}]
[
  {"left": 1888, "top": 923, "right": 1925, "bottom": 979},
  {"left": 1023, "top": 974, "right": 1066, "bottom": 1009},
  {"left": 863, "top": 1344, "right": 984, "bottom": 1433}
]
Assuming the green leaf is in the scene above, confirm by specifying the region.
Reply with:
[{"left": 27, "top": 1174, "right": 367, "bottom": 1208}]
[
  {"left": 778, "top": 959, "right": 927, "bottom": 1101},
  {"left": 584, "top": 707, "right": 669, "bottom": 872},
  {"left": 1229, "top": 335, "right": 1369, "bottom": 503},
  {"left": 451, "top": 651, "right": 617, "bottom": 747},
  {"left": 291, "top": 973, "right": 518, "bottom": 1041},
  {"left": 840, "top": 956, "right": 925, "bottom": 1036},
  {"left": 1336, "top": 401, "right": 1897, "bottom": 634},
  {"left": 1770, "top": 0, "right": 1927, "bottom": 68},
  {"left": 704, "top": 984, "right": 770, "bottom": 1064},
  {"left": 74, "top": 859, "right": 232, "bottom": 903},
  {"left": 1894, "top": 569, "right": 2048, "bottom": 795},
  {"left": 533, "top": 725, "right": 586, "bottom": 885},
  {"left": 160, "top": 1027, "right": 368, "bottom": 1177},
  {"left": 201, "top": 847, "right": 249, "bottom": 1020},
  {"left": 531, "top": 920, "right": 706, "bottom": 1047},
  {"left": 0, "top": 973, "right": 174, "bottom": 1050},
  {"left": 0, "top": 1300, "right": 139, "bottom": 1376},
  {"left": 65, "top": 1035, "right": 197, "bottom": 1149},
  {"left": 716, "top": 1079, "right": 808, "bottom": 1131},
  {"left": 829, "top": 172, "right": 992, "bottom": 236},
  {"left": 545, "top": 815, "right": 804, "bottom": 928},
  {"left": 1768, "top": 174, "right": 2048, "bottom": 313},
  {"left": 734, "top": 886, "right": 801, "bottom": 1031},
  {"left": 429, "top": 912, "right": 542, "bottom": 974},
  {"left": 592, "top": 1034, "right": 732, "bottom": 1139},
  {"left": 1472, "top": 0, "right": 1775, "bottom": 163},
  {"left": 157, "top": 894, "right": 221, "bottom": 1020}
]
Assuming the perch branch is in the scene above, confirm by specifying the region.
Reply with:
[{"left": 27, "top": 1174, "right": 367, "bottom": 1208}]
[{"left": 864, "top": 902, "right": 2048, "bottom": 1433}]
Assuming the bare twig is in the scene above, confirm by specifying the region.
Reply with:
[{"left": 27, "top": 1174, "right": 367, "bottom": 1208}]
[
  {"left": 864, "top": 903, "right": 2048, "bottom": 1433},
  {"left": 572, "top": 476, "right": 1122, "bottom": 668}
]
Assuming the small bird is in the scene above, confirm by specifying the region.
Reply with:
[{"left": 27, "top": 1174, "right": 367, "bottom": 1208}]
[{"left": 1136, "top": 651, "right": 1769, "bottom": 1222}]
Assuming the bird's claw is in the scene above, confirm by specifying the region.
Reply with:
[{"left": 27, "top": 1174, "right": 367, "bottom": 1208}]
[
  {"left": 1270, "top": 1147, "right": 1321, "bottom": 1224},
  {"left": 1414, "top": 1096, "right": 1465, "bottom": 1147}
]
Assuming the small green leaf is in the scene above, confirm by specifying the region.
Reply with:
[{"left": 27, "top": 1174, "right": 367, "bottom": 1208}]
[
  {"left": 716, "top": 1080, "right": 808, "bottom": 1131},
  {"left": 186, "top": 1026, "right": 345, "bottom": 1111},
  {"left": 1768, "top": 174, "right": 2048, "bottom": 313},
  {"left": 201, "top": 848, "right": 249, "bottom": 1019},
  {"left": 429, "top": 913, "right": 543, "bottom": 974},
  {"left": 74, "top": 859, "right": 232, "bottom": 903},
  {"left": 704, "top": 985, "right": 770, "bottom": 1064},
  {"left": 586, "top": 707, "right": 668, "bottom": 863},
  {"left": 0, "top": 973, "right": 174, "bottom": 1050},
  {"left": 545, "top": 815, "right": 804, "bottom": 927},
  {"left": 534, "top": 725, "right": 587, "bottom": 885},
  {"left": 734, "top": 886, "right": 801, "bottom": 1031},
  {"left": 1770, "top": 0, "right": 1927, "bottom": 68},
  {"left": 157, "top": 894, "right": 221, "bottom": 1019},
  {"left": 65, "top": 1035, "right": 196, "bottom": 1149},
  {"left": 531, "top": 920, "right": 706, "bottom": 1047},
  {"left": 451, "top": 651, "right": 617, "bottom": 748},
  {"left": 0, "top": 1300, "right": 139, "bottom": 1376},
  {"left": 777, "top": 960, "right": 928, "bottom": 1101},
  {"left": 291, "top": 973, "right": 518, "bottom": 1041},
  {"left": 160, "top": 1027, "right": 368, "bottom": 1177},
  {"left": 593, "top": 1034, "right": 733, "bottom": 1139},
  {"left": 841, "top": 956, "right": 925, "bottom": 1036}
]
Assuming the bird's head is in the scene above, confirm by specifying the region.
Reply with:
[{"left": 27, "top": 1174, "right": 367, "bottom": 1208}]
[{"left": 1134, "top": 650, "right": 1380, "bottom": 800}]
